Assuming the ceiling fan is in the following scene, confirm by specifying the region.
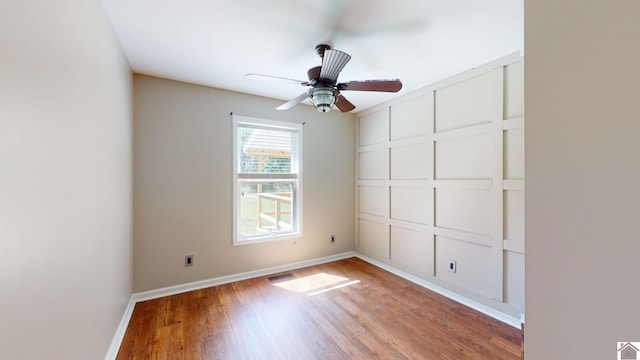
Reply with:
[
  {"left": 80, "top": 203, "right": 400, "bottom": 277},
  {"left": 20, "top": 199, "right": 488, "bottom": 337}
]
[{"left": 246, "top": 44, "right": 402, "bottom": 113}]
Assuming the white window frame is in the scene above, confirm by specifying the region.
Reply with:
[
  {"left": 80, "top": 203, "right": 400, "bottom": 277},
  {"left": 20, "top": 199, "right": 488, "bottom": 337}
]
[{"left": 232, "top": 115, "right": 303, "bottom": 246}]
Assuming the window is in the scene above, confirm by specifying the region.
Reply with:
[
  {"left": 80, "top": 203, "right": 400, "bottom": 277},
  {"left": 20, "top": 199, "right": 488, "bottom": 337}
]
[{"left": 232, "top": 116, "right": 302, "bottom": 245}]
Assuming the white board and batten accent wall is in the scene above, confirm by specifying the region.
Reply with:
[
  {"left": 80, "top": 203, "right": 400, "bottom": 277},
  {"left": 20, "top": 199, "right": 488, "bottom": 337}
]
[{"left": 356, "top": 53, "right": 524, "bottom": 317}]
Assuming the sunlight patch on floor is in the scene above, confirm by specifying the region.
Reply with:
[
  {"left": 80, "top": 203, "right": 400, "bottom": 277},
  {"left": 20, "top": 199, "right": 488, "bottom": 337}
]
[{"left": 272, "top": 273, "right": 360, "bottom": 296}]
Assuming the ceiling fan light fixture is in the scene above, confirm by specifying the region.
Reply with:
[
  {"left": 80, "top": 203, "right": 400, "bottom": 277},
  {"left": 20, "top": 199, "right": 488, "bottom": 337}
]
[{"left": 311, "top": 87, "right": 336, "bottom": 113}]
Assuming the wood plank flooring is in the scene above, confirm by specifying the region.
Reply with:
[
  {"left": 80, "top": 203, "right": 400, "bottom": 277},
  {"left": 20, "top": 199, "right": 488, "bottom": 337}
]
[{"left": 117, "top": 257, "right": 522, "bottom": 359}]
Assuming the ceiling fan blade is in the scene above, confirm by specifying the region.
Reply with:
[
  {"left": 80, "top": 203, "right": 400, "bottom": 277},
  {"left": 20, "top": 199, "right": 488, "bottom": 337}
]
[
  {"left": 307, "top": 66, "right": 321, "bottom": 81},
  {"left": 338, "top": 79, "right": 402, "bottom": 92},
  {"left": 319, "top": 49, "right": 351, "bottom": 83},
  {"left": 276, "top": 90, "right": 311, "bottom": 111},
  {"left": 245, "top": 73, "right": 308, "bottom": 86},
  {"left": 335, "top": 94, "right": 356, "bottom": 112}
]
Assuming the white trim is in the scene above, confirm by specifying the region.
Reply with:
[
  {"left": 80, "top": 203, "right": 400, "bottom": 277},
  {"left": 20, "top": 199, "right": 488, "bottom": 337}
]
[
  {"left": 434, "top": 226, "right": 493, "bottom": 247},
  {"left": 105, "top": 252, "right": 356, "bottom": 359},
  {"left": 106, "top": 249, "right": 522, "bottom": 358},
  {"left": 388, "top": 135, "right": 429, "bottom": 148},
  {"left": 503, "top": 179, "right": 525, "bottom": 191},
  {"left": 388, "top": 179, "right": 429, "bottom": 188},
  {"left": 432, "top": 122, "right": 493, "bottom": 141},
  {"left": 358, "top": 212, "right": 386, "bottom": 223},
  {"left": 503, "top": 116, "right": 524, "bottom": 130},
  {"left": 503, "top": 239, "right": 525, "bottom": 254},
  {"left": 490, "top": 66, "right": 505, "bottom": 302},
  {"left": 354, "top": 253, "right": 522, "bottom": 329},
  {"left": 358, "top": 179, "right": 386, "bottom": 187},
  {"left": 358, "top": 142, "right": 386, "bottom": 153},
  {"left": 357, "top": 52, "right": 522, "bottom": 116},
  {"left": 232, "top": 115, "right": 304, "bottom": 245},
  {"left": 388, "top": 218, "right": 429, "bottom": 233},
  {"left": 104, "top": 297, "right": 136, "bottom": 360},
  {"left": 433, "top": 179, "right": 493, "bottom": 190},
  {"left": 134, "top": 252, "right": 355, "bottom": 302}
]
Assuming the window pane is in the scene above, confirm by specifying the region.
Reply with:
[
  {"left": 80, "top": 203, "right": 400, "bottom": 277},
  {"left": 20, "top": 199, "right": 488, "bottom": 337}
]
[
  {"left": 239, "top": 127, "right": 298, "bottom": 174},
  {"left": 239, "top": 181, "right": 295, "bottom": 238},
  {"left": 233, "top": 116, "right": 302, "bottom": 245}
]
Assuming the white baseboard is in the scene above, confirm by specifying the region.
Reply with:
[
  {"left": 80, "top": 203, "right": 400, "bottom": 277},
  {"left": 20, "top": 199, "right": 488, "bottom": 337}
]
[
  {"left": 354, "top": 253, "right": 522, "bottom": 329},
  {"left": 106, "top": 250, "right": 521, "bottom": 358},
  {"left": 132, "top": 251, "right": 357, "bottom": 302},
  {"left": 104, "top": 296, "right": 136, "bottom": 360},
  {"left": 105, "top": 251, "right": 356, "bottom": 359}
]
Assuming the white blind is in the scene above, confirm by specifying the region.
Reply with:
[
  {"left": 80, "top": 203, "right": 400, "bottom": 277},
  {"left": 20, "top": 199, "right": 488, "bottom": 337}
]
[{"left": 238, "top": 123, "right": 299, "bottom": 175}]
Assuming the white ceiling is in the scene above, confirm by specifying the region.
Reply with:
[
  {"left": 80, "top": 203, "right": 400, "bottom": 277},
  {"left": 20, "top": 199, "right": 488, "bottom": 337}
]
[{"left": 102, "top": 0, "right": 523, "bottom": 112}]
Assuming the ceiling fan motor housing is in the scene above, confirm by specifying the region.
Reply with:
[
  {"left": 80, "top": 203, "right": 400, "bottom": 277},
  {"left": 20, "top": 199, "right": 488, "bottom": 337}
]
[
  {"left": 311, "top": 87, "right": 336, "bottom": 112},
  {"left": 315, "top": 44, "right": 331, "bottom": 58}
]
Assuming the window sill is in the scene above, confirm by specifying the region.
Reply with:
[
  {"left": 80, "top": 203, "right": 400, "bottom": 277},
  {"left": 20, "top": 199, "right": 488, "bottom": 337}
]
[{"left": 233, "top": 232, "right": 301, "bottom": 246}]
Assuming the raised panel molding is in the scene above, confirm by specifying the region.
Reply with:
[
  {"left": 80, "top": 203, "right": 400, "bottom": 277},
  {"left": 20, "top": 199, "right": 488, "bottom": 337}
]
[
  {"left": 390, "top": 186, "right": 430, "bottom": 225},
  {"left": 359, "top": 108, "right": 388, "bottom": 146},
  {"left": 434, "top": 187, "right": 494, "bottom": 235},
  {"left": 390, "top": 143, "right": 431, "bottom": 180},
  {"left": 435, "top": 133, "right": 494, "bottom": 179},
  {"left": 434, "top": 179, "right": 493, "bottom": 190},
  {"left": 390, "top": 226, "right": 434, "bottom": 277},
  {"left": 435, "top": 235, "right": 493, "bottom": 299},
  {"left": 358, "top": 186, "right": 387, "bottom": 217},
  {"left": 504, "top": 128, "right": 525, "bottom": 180},
  {"left": 390, "top": 94, "right": 431, "bottom": 141},
  {"left": 435, "top": 71, "right": 496, "bottom": 132},
  {"left": 504, "top": 61, "right": 524, "bottom": 120},
  {"left": 356, "top": 54, "right": 524, "bottom": 319},
  {"left": 358, "top": 150, "right": 386, "bottom": 180},
  {"left": 434, "top": 227, "right": 493, "bottom": 247},
  {"left": 358, "top": 218, "right": 389, "bottom": 258}
]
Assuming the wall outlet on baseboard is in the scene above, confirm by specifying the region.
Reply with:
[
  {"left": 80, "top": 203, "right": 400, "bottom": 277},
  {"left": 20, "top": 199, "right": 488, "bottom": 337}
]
[
  {"left": 185, "top": 255, "right": 194, "bottom": 267},
  {"left": 448, "top": 260, "right": 457, "bottom": 273},
  {"left": 330, "top": 234, "right": 335, "bottom": 243}
]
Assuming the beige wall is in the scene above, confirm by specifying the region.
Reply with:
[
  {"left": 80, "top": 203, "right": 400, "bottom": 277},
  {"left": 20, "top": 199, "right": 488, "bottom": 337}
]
[
  {"left": 133, "top": 75, "right": 355, "bottom": 292},
  {"left": 525, "top": 1, "right": 640, "bottom": 358},
  {"left": 0, "top": 1, "right": 133, "bottom": 359}
]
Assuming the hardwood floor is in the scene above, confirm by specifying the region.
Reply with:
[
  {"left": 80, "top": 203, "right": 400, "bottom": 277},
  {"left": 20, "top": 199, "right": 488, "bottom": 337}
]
[{"left": 117, "top": 257, "right": 522, "bottom": 359}]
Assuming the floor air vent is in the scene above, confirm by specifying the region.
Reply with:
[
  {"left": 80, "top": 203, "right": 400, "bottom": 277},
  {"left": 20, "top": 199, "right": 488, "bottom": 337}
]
[{"left": 267, "top": 273, "right": 294, "bottom": 282}]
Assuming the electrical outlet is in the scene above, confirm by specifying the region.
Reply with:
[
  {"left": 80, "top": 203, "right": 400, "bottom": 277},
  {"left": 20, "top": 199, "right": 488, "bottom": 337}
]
[
  {"left": 185, "top": 255, "right": 194, "bottom": 267},
  {"left": 448, "top": 260, "right": 456, "bottom": 273},
  {"left": 330, "top": 234, "right": 335, "bottom": 243}
]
